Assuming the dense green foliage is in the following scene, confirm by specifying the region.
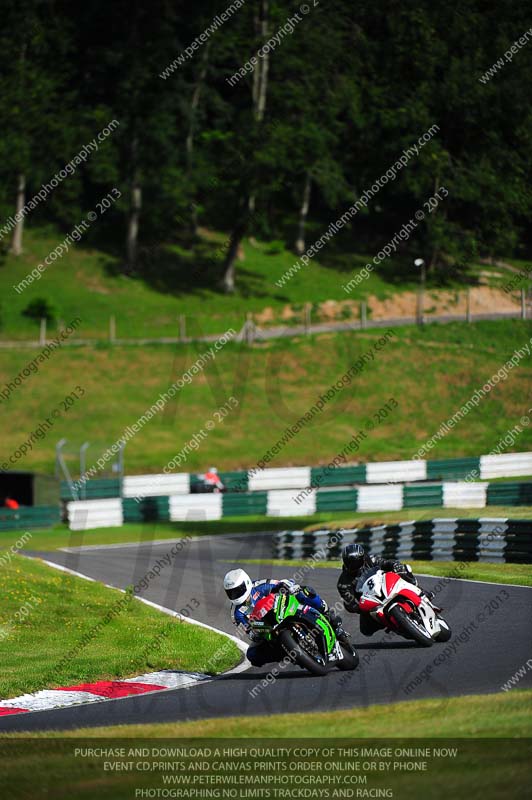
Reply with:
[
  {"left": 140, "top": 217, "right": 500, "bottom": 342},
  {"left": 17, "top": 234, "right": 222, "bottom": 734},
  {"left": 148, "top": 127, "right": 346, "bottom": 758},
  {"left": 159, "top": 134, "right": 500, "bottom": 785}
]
[{"left": 0, "top": 0, "right": 531, "bottom": 291}]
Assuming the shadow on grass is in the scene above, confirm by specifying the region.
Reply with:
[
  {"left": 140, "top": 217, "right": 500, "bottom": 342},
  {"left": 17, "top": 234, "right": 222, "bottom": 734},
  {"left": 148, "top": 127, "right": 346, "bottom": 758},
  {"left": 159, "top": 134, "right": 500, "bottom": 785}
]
[
  {"left": 102, "top": 239, "right": 278, "bottom": 302},
  {"left": 170, "top": 517, "right": 318, "bottom": 537}
]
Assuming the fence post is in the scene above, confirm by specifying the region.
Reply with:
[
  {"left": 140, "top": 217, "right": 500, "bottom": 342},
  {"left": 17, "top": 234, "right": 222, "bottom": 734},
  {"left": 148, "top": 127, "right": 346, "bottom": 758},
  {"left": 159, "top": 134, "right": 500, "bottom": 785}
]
[
  {"left": 109, "top": 315, "right": 116, "bottom": 343},
  {"left": 179, "top": 314, "right": 186, "bottom": 342},
  {"left": 522, "top": 288, "right": 527, "bottom": 320},
  {"left": 466, "top": 289, "right": 472, "bottom": 323},
  {"left": 245, "top": 312, "right": 255, "bottom": 345},
  {"left": 360, "top": 301, "right": 367, "bottom": 329},
  {"left": 39, "top": 317, "right": 46, "bottom": 346},
  {"left": 416, "top": 289, "right": 424, "bottom": 325},
  {"left": 304, "top": 303, "right": 311, "bottom": 335}
]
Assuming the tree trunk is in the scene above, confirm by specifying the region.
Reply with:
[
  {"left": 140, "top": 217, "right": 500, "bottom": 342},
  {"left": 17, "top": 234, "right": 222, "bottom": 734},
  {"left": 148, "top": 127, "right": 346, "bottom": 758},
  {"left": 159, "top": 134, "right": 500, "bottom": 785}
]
[
  {"left": 12, "top": 40, "right": 28, "bottom": 257},
  {"left": 295, "top": 172, "right": 312, "bottom": 255},
  {"left": 254, "top": 0, "right": 269, "bottom": 123},
  {"left": 427, "top": 172, "right": 441, "bottom": 273},
  {"left": 222, "top": 217, "right": 248, "bottom": 293},
  {"left": 126, "top": 183, "right": 142, "bottom": 272},
  {"left": 186, "top": 43, "right": 210, "bottom": 234},
  {"left": 126, "top": 135, "right": 141, "bottom": 273},
  {"left": 224, "top": 0, "right": 269, "bottom": 291},
  {"left": 248, "top": 0, "right": 269, "bottom": 215},
  {"left": 11, "top": 173, "right": 26, "bottom": 255}
]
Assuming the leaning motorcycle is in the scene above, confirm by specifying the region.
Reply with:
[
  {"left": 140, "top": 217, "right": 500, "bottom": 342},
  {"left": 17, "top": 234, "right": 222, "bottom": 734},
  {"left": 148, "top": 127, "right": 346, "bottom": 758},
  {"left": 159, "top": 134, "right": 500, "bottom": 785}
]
[
  {"left": 357, "top": 568, "right": 452, "bottom": 647},
  {"left": 248, "top": 590, "right": 359, "bottom": 676}
]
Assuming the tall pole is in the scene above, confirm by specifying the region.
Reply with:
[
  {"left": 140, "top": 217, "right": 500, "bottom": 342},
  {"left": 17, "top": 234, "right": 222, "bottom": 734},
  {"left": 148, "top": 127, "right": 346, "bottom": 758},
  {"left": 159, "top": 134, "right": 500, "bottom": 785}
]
[
  {"left": 80, "top": 442, "right": 90, "bottom": 500},
  {"left": 414, "top": 258, "right": 425, "bottom": 325}
]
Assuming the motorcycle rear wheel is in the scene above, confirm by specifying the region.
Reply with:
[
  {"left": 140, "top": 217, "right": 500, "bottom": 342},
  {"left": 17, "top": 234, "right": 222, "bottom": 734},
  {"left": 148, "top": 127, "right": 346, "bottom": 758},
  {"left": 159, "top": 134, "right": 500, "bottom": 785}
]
[
  {"left": 278, "top": 628, "right": 328, "bottom": 676},
  {"left": 389, "top": 605, "right": 434, "bottom": 647}
]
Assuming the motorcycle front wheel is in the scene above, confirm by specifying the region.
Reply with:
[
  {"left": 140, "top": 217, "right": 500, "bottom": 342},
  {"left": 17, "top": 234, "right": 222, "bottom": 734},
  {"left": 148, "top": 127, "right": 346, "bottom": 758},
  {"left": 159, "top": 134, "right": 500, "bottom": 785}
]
[
  {"left": 435, "top": 617, "right": 452, "bottom": 642},
  {"left": 389, "top": 605, "right": 434, "bottom": 647},
  {"left": 278, "top": 628, "right": 328, "bottom": 676},
  {"left": 336, "top": 643, "right": 359, "bottom": 671}
]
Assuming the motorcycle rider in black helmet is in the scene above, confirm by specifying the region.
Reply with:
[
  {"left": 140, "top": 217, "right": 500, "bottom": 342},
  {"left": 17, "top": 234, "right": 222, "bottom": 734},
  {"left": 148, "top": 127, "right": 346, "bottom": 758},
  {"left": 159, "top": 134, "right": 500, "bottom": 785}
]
[{"left": 337, "top": 543, "right": 432, "bottom": 636}]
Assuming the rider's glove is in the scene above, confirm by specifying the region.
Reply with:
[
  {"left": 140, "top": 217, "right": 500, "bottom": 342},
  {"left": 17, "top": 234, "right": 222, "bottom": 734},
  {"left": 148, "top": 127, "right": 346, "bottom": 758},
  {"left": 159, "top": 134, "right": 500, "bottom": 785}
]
[
  {"left": 394, "top": 562, "right": 417, "bottom": 585},
  {"left": 393, "top": 562, "right": 413, "bottom": 577},
  {"left": 272, "top": 580, "right": 298, "bottom": 595}
]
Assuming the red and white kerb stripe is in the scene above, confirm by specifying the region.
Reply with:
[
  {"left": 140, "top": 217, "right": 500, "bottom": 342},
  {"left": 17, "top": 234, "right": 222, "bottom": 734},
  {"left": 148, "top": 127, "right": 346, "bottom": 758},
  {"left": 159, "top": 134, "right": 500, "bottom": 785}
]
[{"left": 0, "top": 671, "right": 209, "bottom": 716}]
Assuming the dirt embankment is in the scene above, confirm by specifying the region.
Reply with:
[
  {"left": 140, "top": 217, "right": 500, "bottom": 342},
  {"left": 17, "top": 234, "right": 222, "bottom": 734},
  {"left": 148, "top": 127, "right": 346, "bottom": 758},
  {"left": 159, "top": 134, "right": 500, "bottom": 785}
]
[{"left": 254, "top": 287, "right": 523, "bottom": 326}]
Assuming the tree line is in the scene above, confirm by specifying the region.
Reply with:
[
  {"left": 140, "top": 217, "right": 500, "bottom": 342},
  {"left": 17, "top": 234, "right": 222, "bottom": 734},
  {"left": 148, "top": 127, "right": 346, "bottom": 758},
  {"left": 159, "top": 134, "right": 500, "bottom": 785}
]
[{"left": 1, "top": 0, "right": 531, "bottom": 292}]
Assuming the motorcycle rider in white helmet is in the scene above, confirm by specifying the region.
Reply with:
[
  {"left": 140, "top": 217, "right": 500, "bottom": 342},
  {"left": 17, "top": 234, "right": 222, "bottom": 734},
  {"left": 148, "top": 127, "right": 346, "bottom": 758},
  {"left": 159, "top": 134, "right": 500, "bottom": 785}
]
[{"left": 223, "top": 568, "right": 349, "bottom": 667}]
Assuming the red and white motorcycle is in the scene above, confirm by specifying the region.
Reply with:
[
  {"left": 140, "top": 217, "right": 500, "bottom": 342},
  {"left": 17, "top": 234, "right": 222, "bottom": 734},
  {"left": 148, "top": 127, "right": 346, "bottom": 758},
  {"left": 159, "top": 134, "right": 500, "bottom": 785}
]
[{"left": 357, "top": 568, "right": 452, "bottom": 647}]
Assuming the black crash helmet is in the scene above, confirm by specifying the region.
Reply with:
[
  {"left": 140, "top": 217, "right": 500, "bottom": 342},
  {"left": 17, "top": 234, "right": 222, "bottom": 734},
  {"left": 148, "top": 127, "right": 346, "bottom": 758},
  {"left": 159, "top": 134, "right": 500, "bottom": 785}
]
[{"left": 342, "top": 543, "right": 367, "bottom": 573}]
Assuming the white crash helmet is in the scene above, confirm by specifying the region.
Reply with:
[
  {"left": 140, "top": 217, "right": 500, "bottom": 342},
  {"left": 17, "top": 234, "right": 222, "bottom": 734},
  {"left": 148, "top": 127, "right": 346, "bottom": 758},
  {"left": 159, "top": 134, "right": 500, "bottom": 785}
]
[{"left": 224, "top": 569, "right": 252, "bottom": 605}]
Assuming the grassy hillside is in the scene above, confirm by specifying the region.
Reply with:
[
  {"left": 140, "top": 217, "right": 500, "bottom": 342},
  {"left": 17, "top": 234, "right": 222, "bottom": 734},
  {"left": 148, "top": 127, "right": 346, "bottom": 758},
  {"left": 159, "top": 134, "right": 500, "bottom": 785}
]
[
  {"left": 1, "top": 228, "right": 527, "bottom": 340},
  {"left": 1, "top": 319, "right": 530, "bottom": 475}
]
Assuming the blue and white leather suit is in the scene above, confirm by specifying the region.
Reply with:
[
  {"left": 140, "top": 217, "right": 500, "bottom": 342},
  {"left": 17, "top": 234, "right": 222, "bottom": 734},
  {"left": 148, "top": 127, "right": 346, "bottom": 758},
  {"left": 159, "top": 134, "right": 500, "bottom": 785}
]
[{"left": 231, "top": 578, "right": 327, "bottom": 667}]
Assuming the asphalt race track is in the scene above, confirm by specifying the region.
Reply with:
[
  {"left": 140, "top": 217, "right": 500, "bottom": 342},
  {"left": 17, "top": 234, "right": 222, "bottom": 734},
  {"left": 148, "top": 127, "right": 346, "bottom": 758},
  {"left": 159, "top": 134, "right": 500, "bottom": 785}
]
[{"left": 1, "top": 530, "right": 531, "bottom": 733}]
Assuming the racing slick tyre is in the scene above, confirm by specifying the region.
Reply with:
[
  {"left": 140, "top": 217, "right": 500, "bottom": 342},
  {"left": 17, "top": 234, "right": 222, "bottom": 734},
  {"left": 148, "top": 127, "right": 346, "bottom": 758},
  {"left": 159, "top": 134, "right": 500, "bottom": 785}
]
[
  {"left": 435, "top": 618, "right": 452, "bottom": 642},
  {"left": 278, "top": 628, "right": 327, "bottom": 676},
  {"left": 389, "top": 605, "right": 434, "bottom": 647},
  {"left": 336, "top": 643, "right": 359, "bottom": 671}
]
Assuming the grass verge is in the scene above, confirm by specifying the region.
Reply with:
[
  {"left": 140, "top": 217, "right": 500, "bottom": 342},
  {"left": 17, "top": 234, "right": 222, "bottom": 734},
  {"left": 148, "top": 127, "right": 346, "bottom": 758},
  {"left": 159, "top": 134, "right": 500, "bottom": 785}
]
[
  {"left": 1, "top": 694, "right": 530, "bottom": 799},
  {"left": 23, "top": 688, "right": 529, "bottom": 738},
  {"left": 303, "top": 505, "right": 532, "bottom": 532},
  {"left": 0, "top": 514, "right": 364, "bottom": 552},
  {"left": 0, "top": 555, "right": 240, "bottom": 699},
  {"left": 237, "top": 558, "right": 532, "bottom": 587},
  {"left": 1, "top": 506, "right": 531, "bottom": 553}
]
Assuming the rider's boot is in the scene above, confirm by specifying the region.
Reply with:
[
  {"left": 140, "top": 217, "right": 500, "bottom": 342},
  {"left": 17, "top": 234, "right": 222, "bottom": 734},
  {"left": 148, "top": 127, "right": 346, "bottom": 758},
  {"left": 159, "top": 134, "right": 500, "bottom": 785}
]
[{"left": 327, "top": 609, "right": 351, "bottom": 646}]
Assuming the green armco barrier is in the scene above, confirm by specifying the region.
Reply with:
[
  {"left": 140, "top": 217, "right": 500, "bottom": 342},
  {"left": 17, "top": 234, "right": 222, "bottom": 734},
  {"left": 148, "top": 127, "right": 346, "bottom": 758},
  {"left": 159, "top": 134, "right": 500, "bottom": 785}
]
[
  {"left": 316, "top": 489, "right": 358, "bottom": 512},
  {"left": 426, "top": 457, "right": 480, "bottom": 481},
  {"left": 122, "top": 496, "right": 170, "bottom": 523},
  {"left": 487, "top": 481, "right": 532, "bottom": 506},
  {"left": 0, "top": 505, "right": 60, "bottom": 531},
  {"left": 403, "top": 484, "right": 444, "bottom": 507},
  {"left": 222, "top": 491, "right": 268, "bottom": 516},
  {"left": 60, "top": 479, "right": 122, "bottom": 501},
  {"left": 219, "top": 470, "right": 248, "bottom": 492},
  {"left": 310, "top": 464, "right": 367, "bottom": 488}
]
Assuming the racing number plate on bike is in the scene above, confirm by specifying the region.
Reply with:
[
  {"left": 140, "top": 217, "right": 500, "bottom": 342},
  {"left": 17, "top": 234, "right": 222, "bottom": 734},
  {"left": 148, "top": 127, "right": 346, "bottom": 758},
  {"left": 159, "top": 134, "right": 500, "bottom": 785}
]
[{"left": 362, "top": 575, "right": 381, "bottom": 596}]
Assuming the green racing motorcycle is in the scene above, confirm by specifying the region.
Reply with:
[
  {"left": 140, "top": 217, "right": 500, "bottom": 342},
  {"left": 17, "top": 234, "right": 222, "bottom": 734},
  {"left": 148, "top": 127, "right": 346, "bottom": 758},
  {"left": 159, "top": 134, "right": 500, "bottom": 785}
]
[{"left": 248, "top": 589, "right": 359, "bottom": 676}]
